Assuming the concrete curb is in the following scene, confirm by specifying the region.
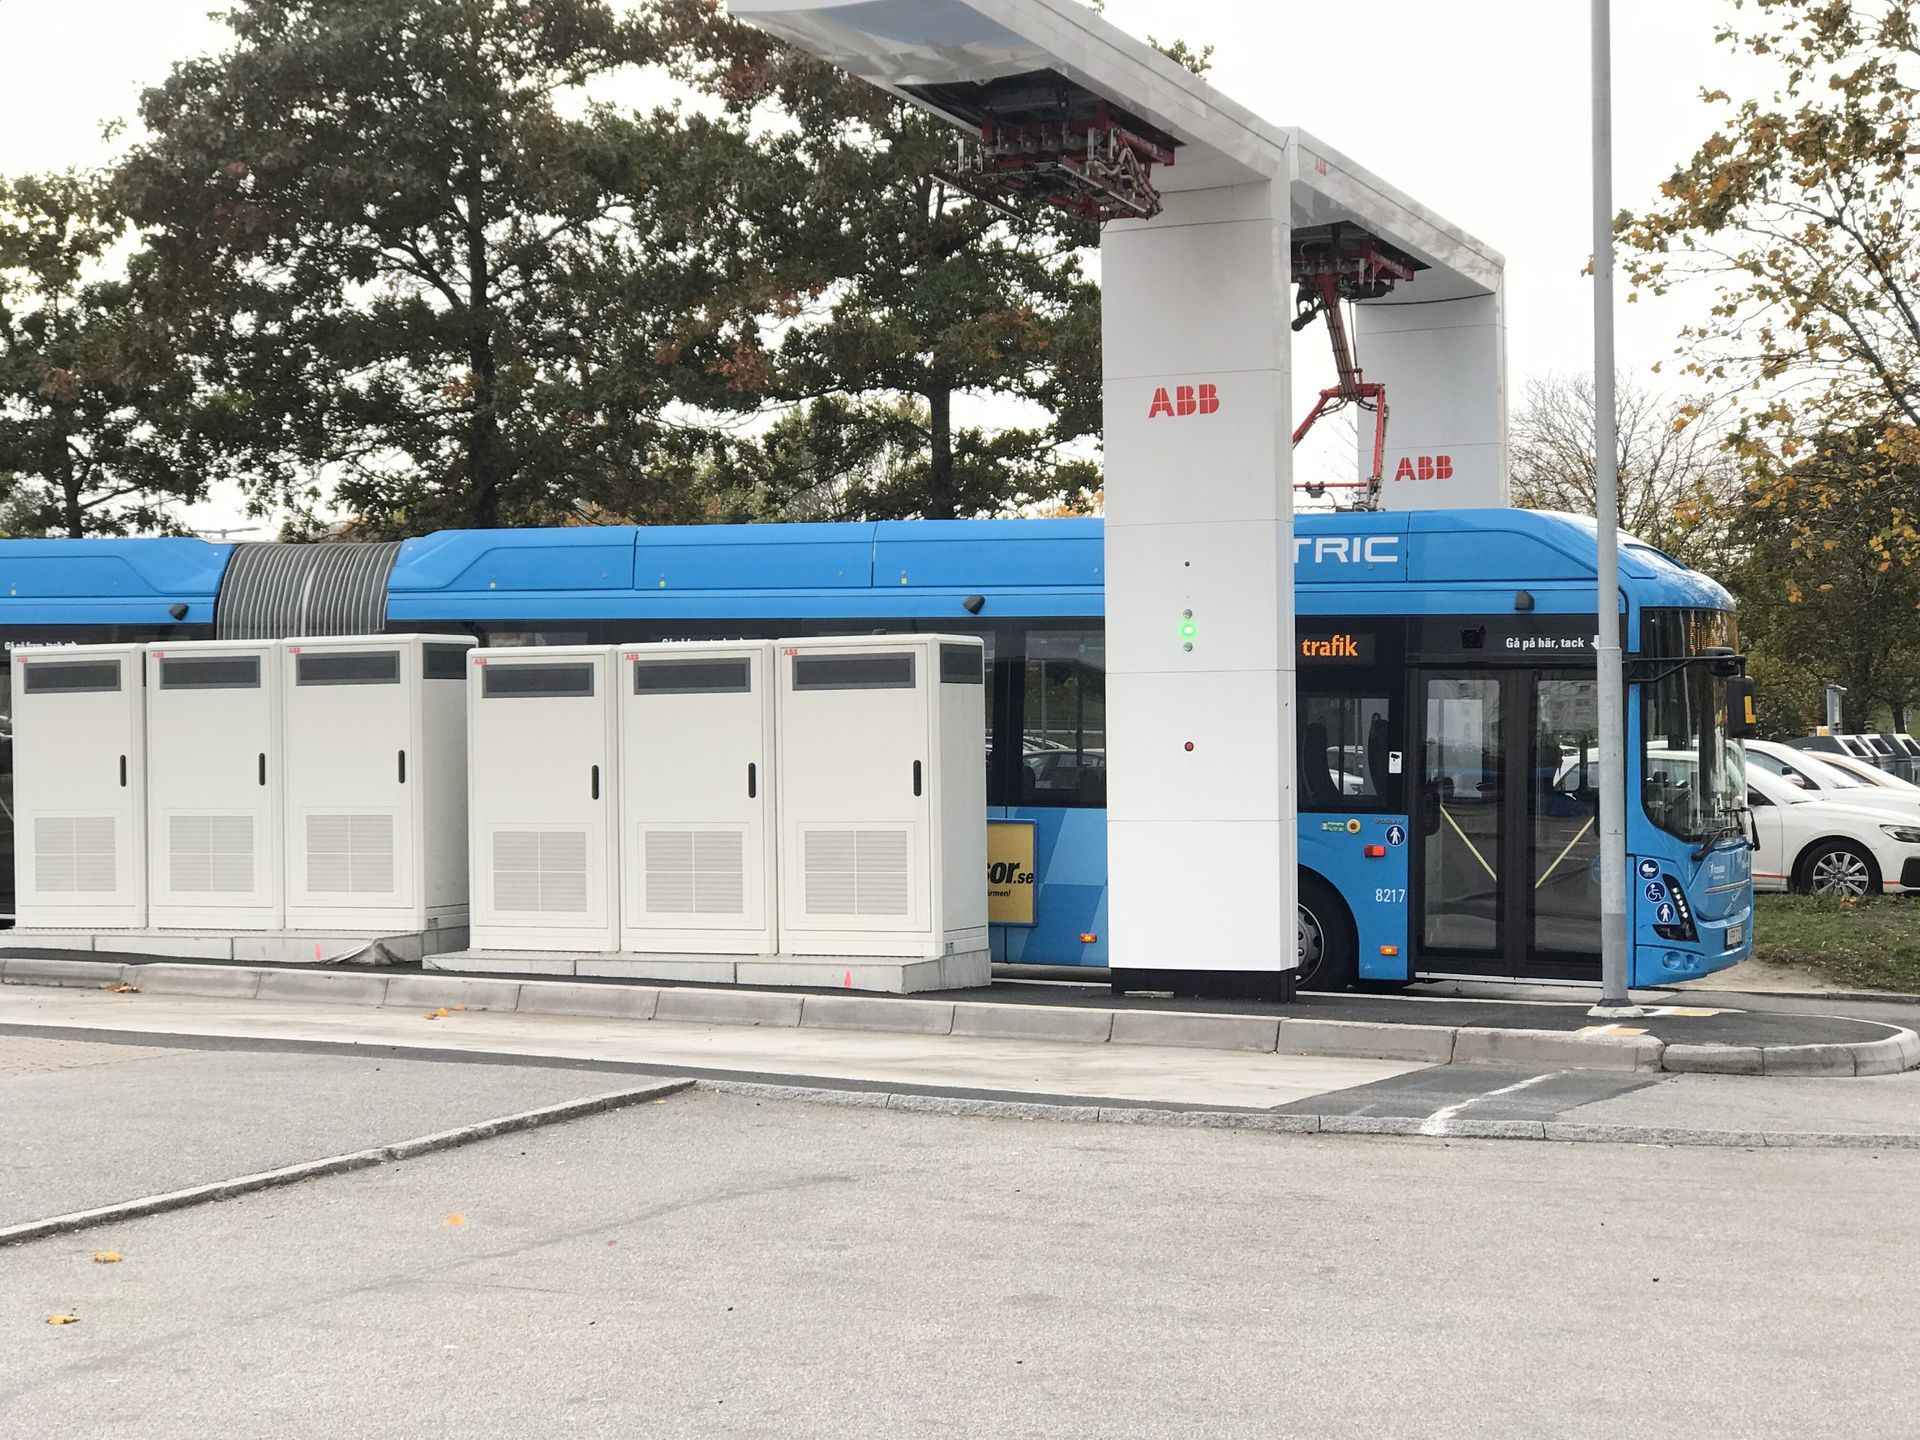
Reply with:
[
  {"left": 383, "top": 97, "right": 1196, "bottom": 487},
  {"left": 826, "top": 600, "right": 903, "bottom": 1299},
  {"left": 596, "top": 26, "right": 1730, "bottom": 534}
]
[
  {"left": 2, "top": 956, "right": 1914, "bottom": 1078},
  {"left": 696, "top": 1080, "right": 1920, "bottom": 1149},
  {"left": 0, "top": 1079, "right": 692, "bottom": 1248}
]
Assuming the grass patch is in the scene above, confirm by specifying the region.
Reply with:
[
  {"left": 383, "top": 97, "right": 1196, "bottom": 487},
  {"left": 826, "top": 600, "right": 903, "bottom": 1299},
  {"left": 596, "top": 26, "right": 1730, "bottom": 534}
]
[{"left": 1752, "top": 893, "right": 1920, "bottom": 993}]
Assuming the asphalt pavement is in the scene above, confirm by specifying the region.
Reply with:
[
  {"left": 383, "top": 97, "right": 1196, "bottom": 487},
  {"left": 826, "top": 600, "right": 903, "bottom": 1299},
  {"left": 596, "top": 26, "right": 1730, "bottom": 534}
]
[
  {"left": 0, "top": 1036, "right": 655, "bottom": 1228},
  {"left": 3, "top": 1089, "right": 1915, "bottom": 1439}
]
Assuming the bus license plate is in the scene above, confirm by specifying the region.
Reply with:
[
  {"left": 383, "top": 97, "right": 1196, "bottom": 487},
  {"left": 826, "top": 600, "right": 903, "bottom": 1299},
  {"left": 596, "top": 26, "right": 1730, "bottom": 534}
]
[{"left": 1726, "top": 924, "right": 1744, "bottom": 949}]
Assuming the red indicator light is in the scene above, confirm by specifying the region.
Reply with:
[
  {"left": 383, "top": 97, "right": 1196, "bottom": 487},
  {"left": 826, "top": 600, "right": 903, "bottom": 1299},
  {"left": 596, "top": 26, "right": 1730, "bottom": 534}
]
[
  {"left": 1364, "top": 844, "right": 1386, "bottom": 858},
  {"left": 1183, "top": 741, "right": 1195, "bottom": 752}
]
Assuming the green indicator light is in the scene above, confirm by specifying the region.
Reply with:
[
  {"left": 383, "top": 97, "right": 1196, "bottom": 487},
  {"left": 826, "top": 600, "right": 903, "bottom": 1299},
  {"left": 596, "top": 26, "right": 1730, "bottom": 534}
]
[{"left": 1180, "top": 622, "right": 1196, "bottom": 639}]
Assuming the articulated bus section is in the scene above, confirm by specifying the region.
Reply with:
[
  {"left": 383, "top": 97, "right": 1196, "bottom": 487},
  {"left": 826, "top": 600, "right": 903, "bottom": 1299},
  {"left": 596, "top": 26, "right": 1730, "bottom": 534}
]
[{"left": 0, "top": 510, "right": 1755, "bottom": 988}]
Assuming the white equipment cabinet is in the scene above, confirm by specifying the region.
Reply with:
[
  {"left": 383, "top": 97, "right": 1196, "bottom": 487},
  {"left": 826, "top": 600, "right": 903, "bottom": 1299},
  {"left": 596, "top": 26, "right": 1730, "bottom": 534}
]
[
  {"left": 280, "top": 634, "right": 474, "bottom": 932},
  {"left": 467, "top": 646, "right": 620, "bottom": 952},
  {"left": 11, "top": 644, "right": 147, "bottom": 929},
  {"left": 618, "top": 641, "right": 777, "bottom": 955},
  {"left": 775, "top": 634, "right": 987, "bottom": 962},
  {"left": 144, "top": 641, "right": 284, "bottom": 930}
]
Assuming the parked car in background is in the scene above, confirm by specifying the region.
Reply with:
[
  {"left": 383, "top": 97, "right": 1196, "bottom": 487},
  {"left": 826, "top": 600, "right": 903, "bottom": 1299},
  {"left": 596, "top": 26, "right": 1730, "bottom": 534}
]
[
  {"left": 1746, "top": 740, "right": 1920, "bottom": 818},
  {"left": 1746, "top": 764, "right": 1920, "bottom": 896},
  {"left": 1792, "top": 745, "right": 1920, "bottom": 795}
]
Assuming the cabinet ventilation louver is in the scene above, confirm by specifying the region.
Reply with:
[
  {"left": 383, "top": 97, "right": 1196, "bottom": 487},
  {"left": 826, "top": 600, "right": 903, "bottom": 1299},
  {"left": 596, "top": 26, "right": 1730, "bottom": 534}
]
[
  {"left": 305, "top": 814, "right": 396, "bottom": 895},
  {"left": 492, "top": 831, "right": 589, "bottom": 914},
  {"left": 643, "top": 829, "right": 746, "bottom": 915},
  {"left": 168, "top": 814, "right": 254, "bottom": 893},
  {"left": 33, "top": 816, "right": 117, "bottom": 893},
  {"left": 803, "top": 828, "right": 909, "bottom": 917}
]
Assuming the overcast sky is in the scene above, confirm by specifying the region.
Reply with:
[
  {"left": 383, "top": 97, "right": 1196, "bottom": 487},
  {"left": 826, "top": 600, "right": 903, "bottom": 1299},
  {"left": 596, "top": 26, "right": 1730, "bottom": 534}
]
[{"left": 0, "top": 0, "right": 1766, "bottom": 532}]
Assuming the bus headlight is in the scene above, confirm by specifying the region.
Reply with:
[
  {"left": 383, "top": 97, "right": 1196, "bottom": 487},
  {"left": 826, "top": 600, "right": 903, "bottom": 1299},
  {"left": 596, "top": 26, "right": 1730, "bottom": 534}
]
[{"left": 1881, "top": 825, "right": 1920, "bottom": 844}]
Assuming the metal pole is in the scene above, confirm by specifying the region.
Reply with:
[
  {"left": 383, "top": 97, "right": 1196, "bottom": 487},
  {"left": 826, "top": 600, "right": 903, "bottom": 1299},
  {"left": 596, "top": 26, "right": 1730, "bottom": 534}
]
[{"left": 1590, "top": 0, "right": 1640, "bottom": 1017}]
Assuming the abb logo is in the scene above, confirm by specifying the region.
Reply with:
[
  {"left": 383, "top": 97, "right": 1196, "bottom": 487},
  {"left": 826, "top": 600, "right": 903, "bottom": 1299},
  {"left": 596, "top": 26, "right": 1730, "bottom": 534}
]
[
  {"left": 1147, "top": 383, "right": 1220, "bottom": 419},
  {"left": 1393, "top": 454, "right": 1453, "bottom": 483}
]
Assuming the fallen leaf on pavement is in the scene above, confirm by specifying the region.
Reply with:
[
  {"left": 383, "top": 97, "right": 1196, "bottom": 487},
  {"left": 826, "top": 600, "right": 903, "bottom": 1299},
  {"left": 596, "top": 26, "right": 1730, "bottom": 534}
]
[
  {"left": 445, "top": 1214, "right": 466, "bottom": 1227},
  {"left": 450, "top": 1004, "right": 467, "bottom": 1012},
  {"left": 45, "top": 1315, "right": 80, "bottom": 1325},
  {"left": 106, "top": 983, "right": 137, "bottom": 993},
  {"left": 92, "top": 1252, "right": 122, "bottom": 1264}
]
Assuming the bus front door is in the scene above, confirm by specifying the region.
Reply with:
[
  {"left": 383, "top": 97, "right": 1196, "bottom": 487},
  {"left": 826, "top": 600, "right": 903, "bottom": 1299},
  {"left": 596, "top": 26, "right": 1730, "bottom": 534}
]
[{"left": 1414, "top": 670, "right": 1602, "bottom": 981}]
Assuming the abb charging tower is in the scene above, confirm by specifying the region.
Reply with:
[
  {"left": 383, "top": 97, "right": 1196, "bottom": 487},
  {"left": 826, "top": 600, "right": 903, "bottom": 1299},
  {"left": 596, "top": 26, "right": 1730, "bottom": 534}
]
[{"left": 731, "top": 0, "right": 1507, "bottom": 997}]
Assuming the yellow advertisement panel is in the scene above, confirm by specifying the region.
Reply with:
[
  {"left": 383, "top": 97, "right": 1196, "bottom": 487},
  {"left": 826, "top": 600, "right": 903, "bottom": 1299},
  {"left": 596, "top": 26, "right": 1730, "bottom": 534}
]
[{"left": 986, "top": 820, "right": 1037, "bottom": 926}]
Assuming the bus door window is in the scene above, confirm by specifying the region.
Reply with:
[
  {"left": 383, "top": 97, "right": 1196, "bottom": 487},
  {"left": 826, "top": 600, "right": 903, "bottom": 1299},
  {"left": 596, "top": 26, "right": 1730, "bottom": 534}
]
[
  {"left": 1531, "top": 677, "right": 1602, "bottom": 958},
  {"left": 1421, "top": 676, "right": 1503, "bottom": 954},
  {"left": 1298, "top": 694, "right": 1399, "bottom": 811},
  {"left": 1021, "top": 631, "right": 1105, "bottom": 808}
]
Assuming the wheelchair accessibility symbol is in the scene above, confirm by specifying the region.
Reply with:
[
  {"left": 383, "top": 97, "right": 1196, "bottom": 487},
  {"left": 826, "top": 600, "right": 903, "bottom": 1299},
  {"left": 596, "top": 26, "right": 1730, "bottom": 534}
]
[{"left": 1385, "top": 824, "right": 1407, "bottom": 848}]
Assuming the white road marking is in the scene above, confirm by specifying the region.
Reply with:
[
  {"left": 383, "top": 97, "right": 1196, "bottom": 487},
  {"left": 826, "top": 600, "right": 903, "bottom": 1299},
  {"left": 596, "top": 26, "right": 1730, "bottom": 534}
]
[{"left": 1418, "top": 1071, "right": 1566, "bottom": 1137}]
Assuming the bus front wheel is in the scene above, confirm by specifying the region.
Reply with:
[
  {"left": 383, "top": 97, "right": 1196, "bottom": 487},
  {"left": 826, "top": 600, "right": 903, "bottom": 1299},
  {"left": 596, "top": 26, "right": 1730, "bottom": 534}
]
[{"left": 1296, "top": 876, "right": 1357, "bottom": 992}]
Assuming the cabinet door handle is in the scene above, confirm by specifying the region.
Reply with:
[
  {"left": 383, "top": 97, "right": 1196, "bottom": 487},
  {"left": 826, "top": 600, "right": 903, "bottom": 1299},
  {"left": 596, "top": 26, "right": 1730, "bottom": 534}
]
[
  {"left": 591, "top": 764, "right": 601, "bottom": 800},
  {"left": 747, "top": 762, "right": 757, "bottom": 799},
  {"left": 258, "top": 753, "right": 267, "bottom": 786},
  {"left": 397, "top": 750, "right": 407, "bottom": 784},
  {"left": 119, "top": 754, "right": 127, "bottom": 788},
  {"left": 912, "top": 760, "right": 922, "bottom": 797}
]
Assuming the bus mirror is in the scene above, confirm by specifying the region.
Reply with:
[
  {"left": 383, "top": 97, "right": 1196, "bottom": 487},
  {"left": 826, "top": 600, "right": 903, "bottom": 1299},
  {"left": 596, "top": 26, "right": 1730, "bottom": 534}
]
[{"left": 1727, "top": 677, "right": 1759, "bottom": 739}]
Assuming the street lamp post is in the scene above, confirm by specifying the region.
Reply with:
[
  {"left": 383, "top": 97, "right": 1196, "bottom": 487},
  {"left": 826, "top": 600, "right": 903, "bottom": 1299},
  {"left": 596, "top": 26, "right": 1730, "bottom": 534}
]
[{"left": 1590, "top": 0, "right": 1642, "bottom": 1018}]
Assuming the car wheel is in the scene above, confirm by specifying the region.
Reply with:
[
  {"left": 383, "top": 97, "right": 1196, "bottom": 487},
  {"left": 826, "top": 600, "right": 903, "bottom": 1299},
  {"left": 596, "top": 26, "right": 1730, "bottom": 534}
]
[
  {"left": 1795, "top": 840, "right": 1880, "bottom": 898},
  {"left": 1296, "top": 876, "right": 1358, "bottom": 992}
]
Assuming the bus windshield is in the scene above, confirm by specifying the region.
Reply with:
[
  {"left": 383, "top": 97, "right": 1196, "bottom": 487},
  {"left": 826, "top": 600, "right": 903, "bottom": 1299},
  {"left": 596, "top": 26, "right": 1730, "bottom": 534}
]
[{"left": 1641, "top": 610, "right": 1746, "bottom": 843}]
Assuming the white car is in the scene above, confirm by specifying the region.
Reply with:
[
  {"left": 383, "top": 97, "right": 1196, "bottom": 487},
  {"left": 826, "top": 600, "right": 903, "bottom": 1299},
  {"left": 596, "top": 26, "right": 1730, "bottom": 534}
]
[
  {"left": 1744, "top": 739, "right": 1920, "bottom": 819},
  {"left": 1787, "top": 745, "right": 1920, "bottom": 795},
  {"left": 1746, "top": 763, "right": 1920, "bottom": 896}
]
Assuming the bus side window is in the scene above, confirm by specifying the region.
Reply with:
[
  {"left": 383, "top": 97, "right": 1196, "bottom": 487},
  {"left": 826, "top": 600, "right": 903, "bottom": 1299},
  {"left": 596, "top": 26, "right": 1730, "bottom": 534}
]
[{"left": 1299, "top": 693, "right": 1400, "bottom": 812}]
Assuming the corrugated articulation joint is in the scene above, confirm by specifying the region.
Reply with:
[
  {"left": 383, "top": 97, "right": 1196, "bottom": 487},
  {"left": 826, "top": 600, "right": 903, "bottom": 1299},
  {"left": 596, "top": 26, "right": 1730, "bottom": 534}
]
[{"left": 215, "top": 541, "right": 402, "bottom": 639}]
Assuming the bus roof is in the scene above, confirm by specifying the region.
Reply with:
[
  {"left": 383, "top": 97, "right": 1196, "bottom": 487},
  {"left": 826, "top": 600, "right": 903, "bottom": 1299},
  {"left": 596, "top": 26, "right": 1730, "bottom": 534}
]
[{"left": 0, "top": 511, "right": 1731, "bottom": 629}]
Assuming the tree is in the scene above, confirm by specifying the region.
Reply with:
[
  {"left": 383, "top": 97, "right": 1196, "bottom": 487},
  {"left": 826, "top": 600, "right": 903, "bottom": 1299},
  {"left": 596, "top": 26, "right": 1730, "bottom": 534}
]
[
  {"left": 1725, "top": 428, "right": 1920, "bottom": 734},
  {"left": 644, "top": 0, "right": 1103, "bottom": 522},
  {"left": 114, "top": 0, "right": 762, "bottom": 534},
  {"left": 1509, "top": 371, "right": 1741, "bottom": 566},
  {"left": 0, "top": 172, "right": 210, "bottom": 537},
  {"left": 1618, "top": 0, "right": 1920, "bottom": 561}
]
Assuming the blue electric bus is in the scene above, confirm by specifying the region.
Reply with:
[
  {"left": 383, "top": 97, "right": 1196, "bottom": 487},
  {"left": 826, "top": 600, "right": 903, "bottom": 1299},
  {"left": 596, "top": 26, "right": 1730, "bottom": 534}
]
[{"left": 0, "top": 509, "right": 1753, "bottom": 990}]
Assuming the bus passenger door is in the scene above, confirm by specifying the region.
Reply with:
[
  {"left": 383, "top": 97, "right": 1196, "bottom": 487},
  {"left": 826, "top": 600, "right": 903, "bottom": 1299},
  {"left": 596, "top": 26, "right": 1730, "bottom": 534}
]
[
  {"left": 1413, "top": 669, "right": 1603, "bottom": 981},
  {"left": 1415, "top": 674, "right": 1507, "bottom": 968}
]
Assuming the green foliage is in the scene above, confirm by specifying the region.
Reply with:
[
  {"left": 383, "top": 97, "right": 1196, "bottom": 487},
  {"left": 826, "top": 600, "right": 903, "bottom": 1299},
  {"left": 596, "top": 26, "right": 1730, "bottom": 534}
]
[
  {"left": 1620, "top": 0, "right": 1920, "bottom": 522},
  {"left": 114, "top": 0, "right": 762, "bottom": 535},
  {"left": 1724, "top": 427, "right": 1920, "bottom": 733},
  {"left": 0, "top": 172, "right": 211, "bottom": 536},
  {"left": 642, "top": 0, "right": 1103, "bottom": 522}
]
